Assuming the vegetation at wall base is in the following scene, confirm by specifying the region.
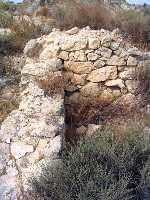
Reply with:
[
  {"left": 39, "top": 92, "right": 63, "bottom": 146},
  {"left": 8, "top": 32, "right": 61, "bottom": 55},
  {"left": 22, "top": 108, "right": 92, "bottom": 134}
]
[{"left": 31, "top": 124, "right": 150, "bottom": 200}]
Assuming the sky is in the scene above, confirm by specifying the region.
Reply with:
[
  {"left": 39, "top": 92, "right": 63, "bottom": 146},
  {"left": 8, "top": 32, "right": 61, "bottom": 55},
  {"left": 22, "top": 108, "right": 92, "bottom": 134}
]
[
  {"left": 12, "top": 0, "right": 150, "bottom": 4},
  {"left": 128, "top": 0, "right": 150, "bottom": 4}
]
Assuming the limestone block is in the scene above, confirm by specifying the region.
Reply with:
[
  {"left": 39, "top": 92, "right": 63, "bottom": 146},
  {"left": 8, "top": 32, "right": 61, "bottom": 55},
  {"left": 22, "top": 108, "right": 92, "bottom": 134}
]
[
  {"left": 94, "top": 60, "right": 105, "bottom": 68},
  {"left": 58, "top": 51, "right": 69, "bottom": 60},
  {"left": 80, "top": 82, "right": 100, "bottom": 97},
  {"left": 119, "top": 68, "right": 136, "bottom": 80},
  {"left": 107, "top": 55, "right": 126, "bottom": 66},
  {"left": 69, "top": 50, "right": 87, "bottom": 61},
  {"left": 87, "top": 66, "right": 117, "bottom": 82},
  {"left": 64, "top": 61, "right": 94, "bottom": 74},
  {"left": 100, "top": 47, "right": 112, "bottom": 58},
  {"left": 87, "top": 53, "right": 99, "bottom": 61},
  {"left": 88, "top": 37, "right": 100, "bottom": 49},
  {"left": 105, "top": 79, "right": 125, "bottom": 89},
  {"left": 11, "top": 142, "right": 34, "bottom": 159}
]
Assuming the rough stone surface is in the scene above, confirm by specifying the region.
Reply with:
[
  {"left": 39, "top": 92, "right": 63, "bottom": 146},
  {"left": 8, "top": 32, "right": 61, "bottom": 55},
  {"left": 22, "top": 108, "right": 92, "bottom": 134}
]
[
  {"left": 11, "top": 142, "right": 34, "bottom": 159},
  {"left": 64, "top": 61, "right": 94, "bottom": 74},
  {"left": 107, "top": 55, "right": 126, "bottom": 66},
  {"left": 87, "top": 66, "right": 117, "bottom": 82},
  {"left": 105, "top": 79, "right": 125, "bottom": 89},
  {"left": 127, "top": 56, "right": 138, "bottom": 66},
  {"left": 80, "top": 82, "right": 101, "bottom": 97},
  {"left": 0, "top": 27, "right": 149, "bottom": 199}
]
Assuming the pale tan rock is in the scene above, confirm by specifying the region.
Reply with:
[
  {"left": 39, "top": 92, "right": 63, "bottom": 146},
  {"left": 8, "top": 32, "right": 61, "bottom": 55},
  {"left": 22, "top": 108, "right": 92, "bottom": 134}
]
[
  {"left": 87, "top": 66, "right": 117, "bottom": 82},
  {"left": 94, "top": 60, "right": 105, "bottom": 68},
  {"left": 11, "top": 142, "right": 34, "bottom": 159},
  {"left": 64, "top": 61, "right": 94, "bottom": 74},
  {"left": 119, "top": 68, "right": 136, "bottom": 80},
  {"left": 80, "top": 82, "right": 100, "bottom": 97},
  {"left": 22, "top": 59, "right": 63, "bottom": 78},
  {"left": 60, "top": 39, "right": 75, "bottom": 50},
  {"left": 127, "top": 56, "right": 138, "bottom": 66},
  {"left": 72, "top": 38, "right": 88, "bottom": 51},
  {"left": 88, "top": 37, "right": 100, "bottom": 49},
  {"left": 58, "top": 51, "right": 69, "bottom": 60},
  {"left": 43, "top": 136, "right": 61, "bottom": 158},
  {"left": 100, "top": 47, "right": 112, "bottom": 58},
  {"left": 107, "top": 55, "right": 126, "bottom": 66},
  {"left": 66, "top": 27, "right": 79, "bottom": 35},
  {"left": 114, "top": 48, "right": 129, "bottom": 60},
  {"left": 105, "top": 79, "right": 125, "bottom": 89},
  {"left": 87, "top": 53, "right": 99, "bottom": 61},
  {"left": 69, "top": 50, "right": 87, "bottom": 61},
  {"left": 110, "top": 42, "right": 120, "bottom": 51},
  {"left": 71, "top": 74, "right": 85, "bottom": 86},
  {"left": 101, "top": 35, "right": 112, "bottom": 47},
  {"left": 37, "top": 139, "right": 48, "bottom": 150},
  {"left": 40, "top": 43, "right": 60, "bottom": 60}
]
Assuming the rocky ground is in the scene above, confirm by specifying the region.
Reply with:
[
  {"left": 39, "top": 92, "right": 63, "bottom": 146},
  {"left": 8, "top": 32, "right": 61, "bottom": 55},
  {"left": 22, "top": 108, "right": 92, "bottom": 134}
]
[{"left": 0, "top": 26, "right": 150, "bottom": 199}]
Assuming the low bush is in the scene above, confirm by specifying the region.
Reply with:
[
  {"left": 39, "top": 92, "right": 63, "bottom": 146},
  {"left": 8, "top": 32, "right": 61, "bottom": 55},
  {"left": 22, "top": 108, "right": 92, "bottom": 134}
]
[
  {"left": 53, "top": 0, "right": 114, "bottom": 30},
  {"left": 136, "top": 61, "right": 150, "bottom": 105},
  {"left": 0, "top": 12, "right": 42, "bottom": 51},
  {"left": 0, "top": 0, "right": 10, "bottom": 11},
  {"left": 115, "top": 9, "right": 150, "bottom": 49},
  {"left": 31, "top": 124, "right": 150, "bottom": 199}
]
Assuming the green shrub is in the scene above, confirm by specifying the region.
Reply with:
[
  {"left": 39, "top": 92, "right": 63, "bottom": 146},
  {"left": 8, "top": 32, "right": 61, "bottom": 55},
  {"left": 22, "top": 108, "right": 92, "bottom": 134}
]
[
  {"left": 0, "top": 12, "right": 42, "bottom": 51},
  {"left": 31, "top": 124, "right": 150, "bottom": 199},
  {"left": 0, "top": 0, "right": 10, "bottom": 11}
]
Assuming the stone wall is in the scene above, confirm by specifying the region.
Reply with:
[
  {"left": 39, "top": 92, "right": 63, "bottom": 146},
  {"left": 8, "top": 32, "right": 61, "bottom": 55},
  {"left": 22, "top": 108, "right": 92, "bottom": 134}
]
[
  {"left": 25, "top": 26, "right": 149, "bottom": 128},
  {"left": 0, "top": 26, "right": 150, "bottom": 199},
  {"left": 0, "top": 47, "right": 64, "bottom": 198}
]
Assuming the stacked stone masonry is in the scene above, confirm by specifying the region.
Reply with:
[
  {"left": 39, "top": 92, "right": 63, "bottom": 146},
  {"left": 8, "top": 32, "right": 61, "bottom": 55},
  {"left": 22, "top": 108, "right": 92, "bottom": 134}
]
[{"left": 0, "top": 26, "right": 150, "bottom": 199}]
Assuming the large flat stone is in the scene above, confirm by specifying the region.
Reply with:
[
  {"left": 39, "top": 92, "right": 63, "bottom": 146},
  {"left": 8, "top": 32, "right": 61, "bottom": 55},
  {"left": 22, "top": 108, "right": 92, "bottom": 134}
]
[
  {"left": 87, "top": 66, "right": 117, "bottom": 82},
  {"left": 64, "top": 61, "right": 94, "bottom": 74}
]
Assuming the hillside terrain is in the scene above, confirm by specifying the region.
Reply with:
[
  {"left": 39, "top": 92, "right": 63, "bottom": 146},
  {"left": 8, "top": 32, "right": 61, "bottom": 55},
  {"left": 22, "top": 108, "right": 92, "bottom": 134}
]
[{"left": 0, "top": 0, "right": 150, "bottom": 199}]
